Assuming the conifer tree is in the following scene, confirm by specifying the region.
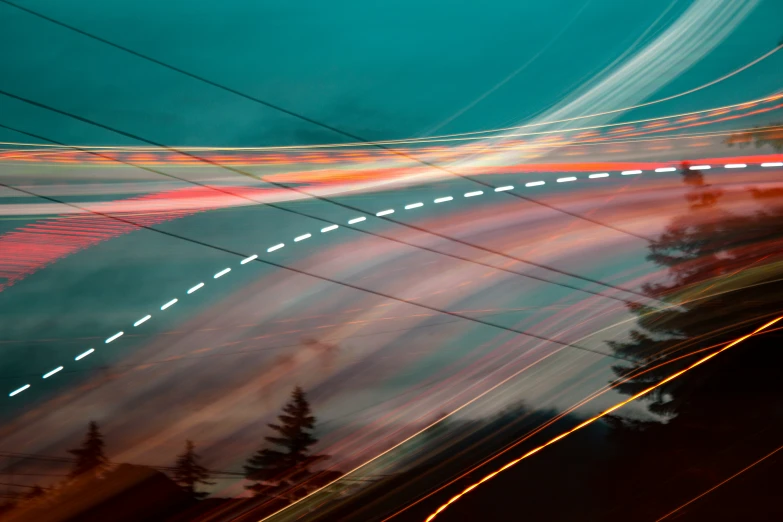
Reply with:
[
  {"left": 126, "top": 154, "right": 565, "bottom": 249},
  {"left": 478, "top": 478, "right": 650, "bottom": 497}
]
[
  {"left": 244, "top": 386, "right": 325, "bottom": 496},
  {"left": 173, "top": 440, "right": 213, "bottom": 499},
  {"left": 609, "top": 159, "right": 783, "bottom": 418},
  {"left": 68, "top": 421, "right": 109, "bottom": 478}
]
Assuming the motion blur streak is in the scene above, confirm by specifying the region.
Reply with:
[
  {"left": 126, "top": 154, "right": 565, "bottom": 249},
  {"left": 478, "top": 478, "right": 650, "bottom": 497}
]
[
  {"left": 655, "top": 443, "right": 783, "bottom": 521},
  {"left": 0, "top": 186, "right": 274, "bottom": 292},
  {"left": 459, "top": 0, "right": 760, "bottom": 167},
  {"left": 0, "top": 39, "right": 778, "bottom": 152},
  {"left": 1, "top": 96, "right": 778, "bottom": 167},
  {"left": 258, "top": 332, "right": 583, "bottom": 521},
  {"left": 381, "top": 321, "right": 783, "bottom": 522},
  {"left": 424, "top": 316, "right": 783, "bottom": 522},
  {"left": 259, "top": 294, "right": 685, "bottom": 520}
]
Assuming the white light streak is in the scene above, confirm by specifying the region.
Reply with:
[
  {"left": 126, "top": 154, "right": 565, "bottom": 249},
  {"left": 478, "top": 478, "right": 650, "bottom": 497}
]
[
  {"left": 105, "top": 331, "right": 123, "bottom": 344},
  {"left": 294, "top": 233, "right": 312, "bottom": 242},
  {"left": 187, "top": 283, "right": 204, "bottom": 294},
  {"left": 525, "top": 181, "right": 545, "bottom": 187},
  {"left": 241, "top": 254, "right": 258, "bottom": 264},
  {"left": 267, "top": 243, "right": 285, "bottom": 252},
  {"left": 405, "top": 202, "right": 424, "bottom": 209},
  {"left": 9, "top": 385, "right": 30, "bottom": 397},
  {"left": 134, "top": 315, "right": 151, "bottom": 326},
  {"left": 214, "top": 268, "right": 231, "bottom": 278},
  {"left": 494, "top": 186, "right": 514, "bottom": 192},
  {"left": 557, "top": 177, "right": 577, "bottom": 183},
  {"left": 161, "top": 298, "right": 178, "bottom": 310},
  {"left": 348, "top": 217, "right": 366, "bottom": 224},
  {"left": 321, "top": 225, "right": 339, "bottom": 232},
  {"left": 464, "top": 191, "right": 483, "bottom": 197},
  {"left": 75, "top": 348, "right": 95, "bottom": 361},
  {"left": 434, "top": 196, "right": 453, "bottom": 203},
  {"left": 43, "top": 367, "right": 63, "bottom": 379}
]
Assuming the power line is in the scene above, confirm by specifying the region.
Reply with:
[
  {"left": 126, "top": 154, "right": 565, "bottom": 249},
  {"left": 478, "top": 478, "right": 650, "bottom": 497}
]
[
  {"left": 2, "top": 0, "right": 780, "bottom": 151},
  {"left": 0, "top": 180, "right": 632, "bottom": 364},
  {"left": 0, "top": 120, "right": 657, "bottom": 306},
  {"left": 0, "top": 452, "right": 69, "bottom": 464},
  {"left": 0, "top": 0, "right": 654, "bottom": 241}
]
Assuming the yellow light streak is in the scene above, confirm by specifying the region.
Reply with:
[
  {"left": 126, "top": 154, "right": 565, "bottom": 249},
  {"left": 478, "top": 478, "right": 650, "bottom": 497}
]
[{"left": 424, "top": 316, "right": 783, "bottom": 522}]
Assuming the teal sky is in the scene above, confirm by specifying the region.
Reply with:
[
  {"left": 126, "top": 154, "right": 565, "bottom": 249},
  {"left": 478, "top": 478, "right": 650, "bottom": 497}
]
[{"left": 0, "top": 1, "right": 781, "bottom": 147}]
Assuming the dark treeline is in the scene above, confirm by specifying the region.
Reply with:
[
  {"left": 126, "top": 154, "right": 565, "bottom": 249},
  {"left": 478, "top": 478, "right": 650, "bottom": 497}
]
[
  {"left": 0, "top": 386, "right": 340, "bottom": 522},
  {"left": 724, "top": 122, "right": 783, "bottom": 152},
  {"left": 316, "top": 404, "right": 615, "bottom": 522},
  {"left": 314, "top": 158, "right": 783, "bottom": 521}
]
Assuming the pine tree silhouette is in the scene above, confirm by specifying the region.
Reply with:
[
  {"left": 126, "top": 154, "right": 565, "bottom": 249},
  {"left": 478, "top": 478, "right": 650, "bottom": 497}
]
[
  {"left": 244, "top": 386, "right": 326, "bottom": 497},
  {"left": 725, "top": 122, "right": 783, "bottom": 152},
  {"left": 608, "top": 161, "right": 783, "bottom": 418},
  {"left": 68, "top": 421, "right": 109, "bottom": 478},
  {"left": 173, "top": 440, "right": 214, "bottom": 499}
]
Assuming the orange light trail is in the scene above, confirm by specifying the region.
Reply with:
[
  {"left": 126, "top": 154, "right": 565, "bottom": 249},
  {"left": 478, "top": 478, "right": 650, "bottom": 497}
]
[
  {"left": 1, "top": 87, "right": 781, "bottom": 160},
  {"left": 254, "top": 279, "right": 783, "bottom": 521},
  {"left": 424, "top": 315, "right": 783, "bottom": 522},
  {"left": 380, "top": 321, "right": 783, "bottom": 521}
]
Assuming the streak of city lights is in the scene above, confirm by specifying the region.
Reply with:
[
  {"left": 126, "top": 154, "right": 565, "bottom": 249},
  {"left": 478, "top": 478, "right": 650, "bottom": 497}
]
[
  {"left": 1, "top": 44, "right": 779, "bottom": 153},
  {"left": 160, "top": 299, "right": 178, "bottom": 310},
  {"left": 104, "top": 331, "right": 123, "bottom": 344},
  {"left": 133, "top": 315, "right": 151, "bottom": 327},
  {"left": 41, "top": 366, "right": 63, "bottom": 379},
  {"left": 2, "top": 98, "right": 779, "bottom": 165},
  {"left": 423, "top": 316, "right": 783, "bottom": 522},
  {"left": 259, "top": 299, "right": 783, "bottom": 521},
  {"left": 213, "top": 268, "right": 231, "bottom": 279},
  {"left": 5, "top": 154, "right": 781, "bottom": 400},
  {"left": 74, "top": 348, "right": 94, "bottom": 361},
  {"left": 381, "top": 320, "right": 783, "bottom": 521}
]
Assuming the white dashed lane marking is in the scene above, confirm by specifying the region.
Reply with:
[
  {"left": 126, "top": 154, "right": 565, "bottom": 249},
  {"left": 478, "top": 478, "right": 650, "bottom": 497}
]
[
  {"left": 9, "top": 160, "right": 781, "bottom": 397},
  {"left": 105, "top": 332, "right": 124, "bottom": 344}
]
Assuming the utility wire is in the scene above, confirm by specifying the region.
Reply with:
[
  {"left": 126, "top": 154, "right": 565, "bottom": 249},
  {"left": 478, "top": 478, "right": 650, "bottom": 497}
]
[
  {"left": 0, "top": 0, "right": 652, "bottom": 242},
  {"left": 0, "top": 179, "right": 633, "bottom": 363},
  {"left": 0, "top": 108, "right": 657, "bottom": 307}
]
